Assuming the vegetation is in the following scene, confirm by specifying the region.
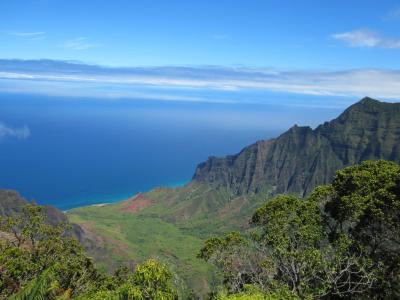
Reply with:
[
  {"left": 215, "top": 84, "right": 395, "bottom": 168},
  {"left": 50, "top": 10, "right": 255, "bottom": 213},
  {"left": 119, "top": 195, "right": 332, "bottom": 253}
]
[
  {"left": 67, "top": 196, "right": 215, "bottom": 297},
  {"left": 0, "top": 205, "right": 178, "bottom": 299},
  {"left": 199, "top": 160, "right": 400, "bottom": 299},
  {"left": 67, "top": 184, "right": 270, "bottom": 296},
  {"left": 64, "top": 97, "right": 400, "bottom": 297},
  {"left": 193, "top": 98, "right": 400, "bottom": 197},
  {"left": 1, "top": 160, "right": 399, "bottom": 299}
]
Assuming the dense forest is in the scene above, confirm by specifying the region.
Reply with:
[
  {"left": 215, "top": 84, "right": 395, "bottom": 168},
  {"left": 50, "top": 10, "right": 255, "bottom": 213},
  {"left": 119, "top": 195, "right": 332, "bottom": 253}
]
[{"left": 1, "top": 159, "right": 399, "bottom": 299}]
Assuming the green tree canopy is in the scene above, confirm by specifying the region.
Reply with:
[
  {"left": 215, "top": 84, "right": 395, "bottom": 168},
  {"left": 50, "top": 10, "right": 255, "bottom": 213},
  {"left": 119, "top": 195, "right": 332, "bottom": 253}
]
[
  {"left": 200, "top": 160, "right": 399, "bottom": 299},
  {"left": 322, "top": 160, "right": 400, "bottom": 298},
  {"left": 0, "top": 205, "right": 178, "bottom": 300}
]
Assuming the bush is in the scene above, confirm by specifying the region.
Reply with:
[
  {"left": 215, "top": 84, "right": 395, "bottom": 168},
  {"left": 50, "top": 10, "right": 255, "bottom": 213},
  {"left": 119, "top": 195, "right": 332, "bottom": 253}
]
[{"left": 200, "top": 160, "right": 400, "bottom": 299}]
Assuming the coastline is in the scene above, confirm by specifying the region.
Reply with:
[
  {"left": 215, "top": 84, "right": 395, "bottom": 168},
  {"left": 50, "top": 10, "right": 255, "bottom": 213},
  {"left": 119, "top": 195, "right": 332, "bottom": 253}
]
[{"left": 62, "top": 178, "right": 190, "bottom": 212}]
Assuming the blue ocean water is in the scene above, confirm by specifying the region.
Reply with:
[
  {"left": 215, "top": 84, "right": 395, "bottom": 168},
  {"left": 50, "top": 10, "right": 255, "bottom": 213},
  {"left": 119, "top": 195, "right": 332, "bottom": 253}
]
[{"left": 0, "top": 93, "right": 343, "bottom": 210}]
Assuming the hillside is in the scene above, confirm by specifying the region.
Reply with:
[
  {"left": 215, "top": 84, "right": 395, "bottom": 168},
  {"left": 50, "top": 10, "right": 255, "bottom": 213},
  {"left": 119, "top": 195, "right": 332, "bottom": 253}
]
[
  {"left": 67, "top": 97, "right": 400, "bottom": 296},
  {"left": 193, "top": 97, "right": 400, "bottom": 196},
  {"left": 67, "top": 184, "right": 253, "bottom": 296},
  {"left": 0, "top": 190, "right": 79, "bottom": 228},
  {"left": 0, "top": 189, "right": 114, "bottom": 269}
]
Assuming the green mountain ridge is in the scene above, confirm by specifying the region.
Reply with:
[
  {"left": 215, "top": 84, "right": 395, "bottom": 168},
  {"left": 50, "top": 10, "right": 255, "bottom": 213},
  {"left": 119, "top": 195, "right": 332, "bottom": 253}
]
[
  {"left": 66, "top": 97, "right": 400, "bottom": 295},
  {"left": 1, "top": 97, "right": 400, "bottom": 297},
  {"left": 193, "top": 97, "right": 400, "bottom": 196}
]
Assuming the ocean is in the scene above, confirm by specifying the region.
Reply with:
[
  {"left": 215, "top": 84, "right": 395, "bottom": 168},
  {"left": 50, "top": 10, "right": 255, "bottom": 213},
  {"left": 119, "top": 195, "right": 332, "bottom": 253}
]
[{"left": 0, "top": 93, "right": 343, "bottom": 209}]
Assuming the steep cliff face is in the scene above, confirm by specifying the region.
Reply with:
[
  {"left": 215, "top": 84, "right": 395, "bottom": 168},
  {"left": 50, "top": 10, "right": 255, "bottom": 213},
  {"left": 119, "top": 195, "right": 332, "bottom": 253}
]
[{"left": 193, "top": 98, "right": 400, "bottom": 196}]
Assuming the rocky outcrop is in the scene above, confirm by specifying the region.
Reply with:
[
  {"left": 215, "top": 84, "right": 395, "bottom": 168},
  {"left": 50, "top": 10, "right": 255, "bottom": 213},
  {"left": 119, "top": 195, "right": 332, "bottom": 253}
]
[{"left": 193, "top": 97, "right": 400, "bottom": 196}]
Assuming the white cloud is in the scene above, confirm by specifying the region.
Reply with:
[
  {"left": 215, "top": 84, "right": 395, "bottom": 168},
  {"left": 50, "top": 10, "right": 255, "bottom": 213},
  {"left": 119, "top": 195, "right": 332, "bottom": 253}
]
[
  {"left": 0, "top": 122, "right": 30, "bottom": 140},
  {"left": 332, "top": 29, "right": 400, "bottom": 49},
  {"left": 61, "top": 37, "right": 96, "bottom": 50},
  {"left": 5, "top": 30, "right": 45, "bottom": 37},
  {"left": 0, "top": 60, "right": 400, "bottom": 101},
  {"left": 4, "top": 30, "right": 46, "bottom": 40}
]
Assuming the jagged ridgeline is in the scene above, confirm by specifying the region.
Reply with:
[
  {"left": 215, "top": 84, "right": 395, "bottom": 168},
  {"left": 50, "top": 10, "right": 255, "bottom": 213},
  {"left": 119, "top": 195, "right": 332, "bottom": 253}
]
[
  {"left": 1, "top": 97, "right": 400, "bottom": 297},
  {"left": 193, "top": 97, "right": 400, "bottom": 196},
  {"left": 66, "top": 97, "right": 400, "bottom": 296}
]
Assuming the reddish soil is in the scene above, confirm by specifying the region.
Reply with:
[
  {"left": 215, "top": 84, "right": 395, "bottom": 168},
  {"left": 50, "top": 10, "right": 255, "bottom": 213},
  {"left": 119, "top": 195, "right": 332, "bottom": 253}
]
[{"left": 121, "top": 193, "right": 152, "bottom": 213}]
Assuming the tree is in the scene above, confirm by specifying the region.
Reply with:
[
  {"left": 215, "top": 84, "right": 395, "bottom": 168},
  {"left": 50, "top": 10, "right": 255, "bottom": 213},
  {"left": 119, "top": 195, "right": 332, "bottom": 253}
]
[
  {"left": 0, "top": 205, "right": 101, "bottom": 298},
  {"left": 322, "top": 160, "right": 400, "bottom": 298},
  {"left": 200, "top": 160, "right": 399, "bottom": 299},
  {"left": 8, "top": 266, "right": 60, "bottom": 300},
  {"left": 198, "top": 232, "right": 271, "bottom": 293},
  {"left": 122, "top": 258, "right": 178, "bottom": 299},
  {"left": 0, "top": 205, "right": 179, "bottom": 299},
  {"left": 78, "top": 259, "right": 178, "bottom": 300},
  {"left": 251, "top": 195, "right": 324, "bottom": 297}
]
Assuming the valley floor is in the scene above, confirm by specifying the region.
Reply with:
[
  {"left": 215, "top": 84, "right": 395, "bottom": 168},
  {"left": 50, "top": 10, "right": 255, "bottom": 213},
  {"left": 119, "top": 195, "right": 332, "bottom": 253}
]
[{"left": 67, "top": 183, "right": 272, "bottom": 296}]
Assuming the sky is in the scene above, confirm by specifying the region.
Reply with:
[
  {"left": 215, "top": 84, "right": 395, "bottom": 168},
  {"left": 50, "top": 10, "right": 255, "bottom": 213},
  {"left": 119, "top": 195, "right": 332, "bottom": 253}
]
[
  {"left": 1, "top": 1, "right": 400, "bottom": 205},
  {"left": 1, "top": 0, "right": 400, "bottom": 68},
  {"left": 0, "top": 1, "right": 399, "bottom": 106}
]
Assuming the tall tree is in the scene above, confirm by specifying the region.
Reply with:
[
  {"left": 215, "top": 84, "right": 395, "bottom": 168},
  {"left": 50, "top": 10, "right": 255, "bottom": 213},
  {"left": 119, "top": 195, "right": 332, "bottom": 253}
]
[{"left": 200, "top": 160, "right": 400, "bottom": 299}]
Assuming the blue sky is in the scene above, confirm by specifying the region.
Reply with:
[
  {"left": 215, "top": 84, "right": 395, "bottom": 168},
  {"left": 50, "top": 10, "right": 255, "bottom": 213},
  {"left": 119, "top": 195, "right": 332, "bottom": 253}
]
[
  {"left": 0, "top": 1, "right": 400, "bottom": 104},
  {"left": 1, "top": 0, "right": 400, "bottom": 68},
  {"left": 1, "top": 1, "right": 400, "bottom": 203}
]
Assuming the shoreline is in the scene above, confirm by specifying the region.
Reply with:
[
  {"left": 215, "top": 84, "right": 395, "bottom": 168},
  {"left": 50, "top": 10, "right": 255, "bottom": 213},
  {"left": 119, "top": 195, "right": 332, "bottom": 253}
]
[{"left": 62, "top": 179, "right": 190, "bottom": 212}]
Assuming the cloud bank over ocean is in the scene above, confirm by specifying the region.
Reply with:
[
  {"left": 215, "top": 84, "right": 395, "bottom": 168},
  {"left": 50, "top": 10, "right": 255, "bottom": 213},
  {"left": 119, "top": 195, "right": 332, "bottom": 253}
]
[{"left": 0, "top": 59, "right": 399, "bottom": 105}]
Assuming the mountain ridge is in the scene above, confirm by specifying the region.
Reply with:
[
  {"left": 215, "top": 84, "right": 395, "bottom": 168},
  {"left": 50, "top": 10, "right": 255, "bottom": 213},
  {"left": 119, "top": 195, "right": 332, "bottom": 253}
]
[
  {"left": 3, "top": 97, "right": 400, "bottom": 297},
  {"left": 192, "top": 97, "right": 400, "bottom": 196},
  {"left": 67, "top": 97, "right": 400, "bottom": 295}
]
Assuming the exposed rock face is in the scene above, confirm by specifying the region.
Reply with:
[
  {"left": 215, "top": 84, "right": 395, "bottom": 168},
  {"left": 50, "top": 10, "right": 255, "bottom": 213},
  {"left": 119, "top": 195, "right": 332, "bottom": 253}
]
[{"left": 193, "top": 98, "right": 400, "bottom": 196}]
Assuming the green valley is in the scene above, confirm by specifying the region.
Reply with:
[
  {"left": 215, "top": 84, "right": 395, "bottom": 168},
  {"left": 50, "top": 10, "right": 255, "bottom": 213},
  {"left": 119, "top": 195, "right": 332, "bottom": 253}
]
[
  {"left": 67, "top": 98, "right": 400, "bottom": 296},
  {"left": 1, "top": 97, "right": 400, "bottom": 299},
  {"left": 67, "top": 183, "right": 272, "bottom": 296}
]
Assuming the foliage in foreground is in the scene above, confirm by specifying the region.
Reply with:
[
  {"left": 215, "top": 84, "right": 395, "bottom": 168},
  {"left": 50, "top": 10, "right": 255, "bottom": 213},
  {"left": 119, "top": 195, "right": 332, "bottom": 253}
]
[
  {"left": 1, "top": 159, "right": 399, "bottom": 299},
  {"left": 199, "top": 160, "right": 400, "bottom": 299},
  {"left": 0, "top": 205, "right": 177, "bottom": 299}
]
